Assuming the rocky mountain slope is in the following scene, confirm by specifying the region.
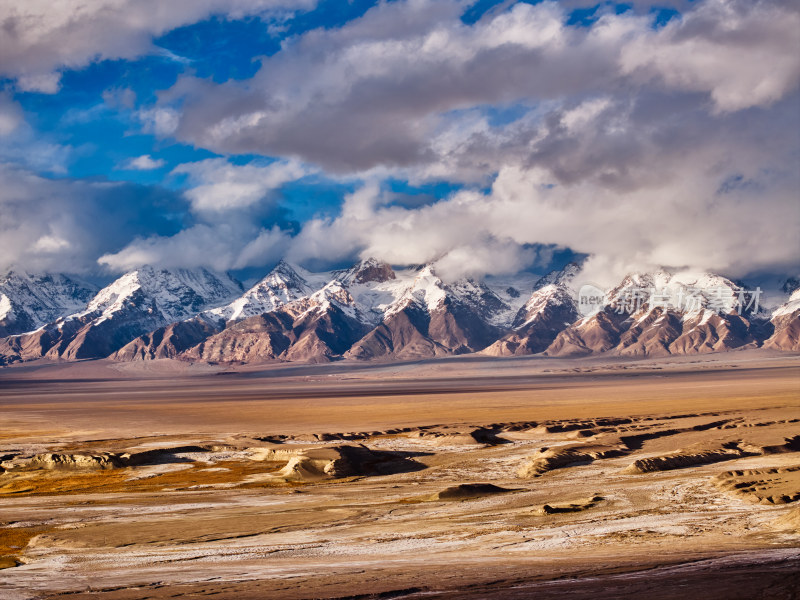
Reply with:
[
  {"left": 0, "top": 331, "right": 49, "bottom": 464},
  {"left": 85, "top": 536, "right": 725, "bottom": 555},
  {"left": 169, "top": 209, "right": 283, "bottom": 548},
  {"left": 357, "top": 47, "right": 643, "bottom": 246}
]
[
  {"left": 343, "top": 265, "right": 513, "bottom": 360},
  {"left": 0, "top": 271, "right": 97, "bottom": 337},
  {"left": 0, "top": 267, "right": 241, "bottom": 364},
  {"left": 483, "top": 264, "right": 581, "bottom": 357},
  {"left": 545, "top": 272, "right": 767, "bottom": 357},
  {"left": 114, "top": 260, "right": 525, "bottom": 363},
  {"left": 1, "top": 261, "right": 796, "bottom": 366},
  {"left": 763, "top": 289, "right": 800, "bottom": 351}
]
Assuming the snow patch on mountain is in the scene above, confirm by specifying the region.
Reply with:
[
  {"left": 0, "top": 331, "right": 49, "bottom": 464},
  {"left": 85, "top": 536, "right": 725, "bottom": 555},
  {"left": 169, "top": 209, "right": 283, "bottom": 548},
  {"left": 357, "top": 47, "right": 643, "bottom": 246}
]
[{"left": 772, "top": 288, "right": 800, "bottom": 318}]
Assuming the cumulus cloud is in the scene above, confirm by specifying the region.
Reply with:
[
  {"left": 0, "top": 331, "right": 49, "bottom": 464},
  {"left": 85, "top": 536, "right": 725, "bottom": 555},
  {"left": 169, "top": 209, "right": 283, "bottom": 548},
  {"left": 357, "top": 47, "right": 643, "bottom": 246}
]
[
  {"left": 0, "top": 102, "right": 77, "bottom": 174},
  {"left": 0, "top": 94, "right": 23, "bottom": 136},
  {"left": 97, "top": 158, "right": 308, "bottom": 271},
  {"left": 15, "top": 72, "right": 63, "bottom": 94},
  {"left": 173, "top": 158, "right": 309, "bottom": 212},
  {"left": 619, "top": 0, "right": 800, "bottom": 112},
  {"left": 0, "top": 0, "right": 317, "bottom": 92},
  {"left": 154, "top": 0, "right": 800, "bottom": 176},
  {"left": 285, "top": 184, "right": 541, "bottom": 279},
  {"left": 120, "top": 155, "right": 166, "bottom": 171},
  {"left": 0, "top": 163, "right": 189, "bottom": 273},
  {"left": 432, "top": 239, "right": 538, "bottom": 282},
  {"left": 283, "top": 86, "right": 800, "bottom": 283},
  {"left": 98, "top": 224, "right": 290, "bottom": 272},
  {"left": 273, "top": 0, "right": 800, "bottom": 281},
  {"left": 136, "top": 107, "right": 181, "bottom": 137},
  {"left": 160, "top": 0, "right": 600, "bottom": 171},
  {"left": 3, "top": 0, "right": 799, "bottom": 283}
]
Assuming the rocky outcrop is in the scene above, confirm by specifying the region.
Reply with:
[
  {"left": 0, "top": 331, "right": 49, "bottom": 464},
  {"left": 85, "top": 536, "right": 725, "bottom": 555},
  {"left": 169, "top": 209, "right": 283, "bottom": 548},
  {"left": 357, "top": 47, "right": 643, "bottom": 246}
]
[
  {"left": 484, "top": 283, "right": 579, "bottom": 356},
  {"left": 281, "top": 302, "right": 371, "bottom": 363},
  {"left": 112, "top": 318, "right": 221, "bottom": 361},
  {"left": 545, "top": 309, "right": 629, "bottom": 356},
  {"left": 345, "top": 304, "right": 446, "bottom": 360},
  {"left": 517, "top": 444, "right": 627, "bottom": 478},
  {"left": 622, "top": 445, "right": 751, "bottom": 474},
  {"left": 185, "top": 300, "right": 369, "bottom": 364},
  {"left": 254, "top": 445, "right": 425, "bottom": 482},
  {"left": 1, "top": 452, "right": 125, "bottom": 471},
  {"left": 763, "top": 289, "right": 800, "bottom": 351},
  {"left": 346, "top": 296, "right": 503, "bottom": 361},
  {"left": 423, "top": 483, "right": 514, "bottom": 501},
  {"left": 183, "top": 313, "right": 293, "bottom": 363},
  {"left": 336, "top": 258, "right": 396, "bottom": 284}
]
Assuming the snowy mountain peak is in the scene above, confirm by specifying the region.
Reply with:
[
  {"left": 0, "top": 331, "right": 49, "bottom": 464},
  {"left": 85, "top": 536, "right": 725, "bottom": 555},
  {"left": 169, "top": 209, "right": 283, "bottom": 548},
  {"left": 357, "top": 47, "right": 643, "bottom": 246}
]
[
  {"left": 781, "top": 276, "right": 800, "bottom": 295},
  {"left": 84, "top": 266, "right": 242, "bottom": 324},
  {"left": 271, "top": 259, "right": 305, "bottom": 281},
  {"left": 515, "top": 283, "right": 576, "bottom": 328},
  {"left": 0, "top": 270, "right": 98, "bottom": 336},
  {"left": 289, "top": 280, "right": 362, "bottom": 319},
  {"left": 336, "top": 258, "right": 396, "bottom": 285},
  {"left": 533, "top": 262, "right": 582, "bottom": 291},
  {"left": 605, "top": 270, "right": 758, "bottom": 320},
  {"left": 261, "top": 261, "right": 308, "bottom": 291},
  {"left": 206, "top": 260, "right": 332, "bottom": 323},
  {"left": 409, "top": 266, "right": 448, "bottom": 312},
  {"left": 509, "top": 263, "right": 581, "bottom": 329},
  {"left": 4, "top": 260, "right": 796, "bottom": 366}
]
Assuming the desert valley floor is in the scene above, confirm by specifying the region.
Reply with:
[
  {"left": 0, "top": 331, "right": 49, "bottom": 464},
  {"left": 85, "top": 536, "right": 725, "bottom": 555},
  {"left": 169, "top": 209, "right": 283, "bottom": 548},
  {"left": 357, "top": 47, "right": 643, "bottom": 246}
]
[{"left": 0, "top": 351, "right": 798, "bottom": 599}]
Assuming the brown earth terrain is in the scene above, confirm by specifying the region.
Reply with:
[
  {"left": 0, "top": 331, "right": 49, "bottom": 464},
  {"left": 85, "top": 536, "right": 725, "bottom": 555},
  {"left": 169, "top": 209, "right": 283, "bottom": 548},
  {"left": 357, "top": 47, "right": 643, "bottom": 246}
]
[{"left": 0, "top": 351, "right": 798, "bottom": 599}]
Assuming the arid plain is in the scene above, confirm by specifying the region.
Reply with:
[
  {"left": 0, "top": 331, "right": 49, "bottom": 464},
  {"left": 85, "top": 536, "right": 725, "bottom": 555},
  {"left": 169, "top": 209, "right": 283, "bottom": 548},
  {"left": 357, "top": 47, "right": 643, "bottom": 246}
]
[{"left": 1, "top": 351, "right": 799, "bottom": 599}]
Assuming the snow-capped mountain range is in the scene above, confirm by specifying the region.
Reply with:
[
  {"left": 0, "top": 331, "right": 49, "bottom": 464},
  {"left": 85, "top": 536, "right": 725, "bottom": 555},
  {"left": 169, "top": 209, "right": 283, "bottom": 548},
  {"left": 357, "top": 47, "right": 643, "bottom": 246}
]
[
  {"left": 543, "top": 270, "right": 771, "bottom": 358},
  {"left": 0, "top": 267, "right": 241, "bottom": 363},
  {"left": 0, "top": 260, "right": 797, "bottom": 366}
]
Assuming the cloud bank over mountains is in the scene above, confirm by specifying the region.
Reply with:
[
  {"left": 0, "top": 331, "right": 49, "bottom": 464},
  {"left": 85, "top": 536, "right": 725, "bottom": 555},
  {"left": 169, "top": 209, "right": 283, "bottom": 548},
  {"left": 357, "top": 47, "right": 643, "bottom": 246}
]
[{"left": 0, "top": 0, "right": 798, "bottom": 284}]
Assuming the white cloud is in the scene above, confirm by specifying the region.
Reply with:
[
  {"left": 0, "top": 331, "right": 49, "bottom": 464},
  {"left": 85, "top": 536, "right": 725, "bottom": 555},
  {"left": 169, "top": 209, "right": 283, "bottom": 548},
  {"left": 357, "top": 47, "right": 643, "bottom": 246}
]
[
  {"left": 32, "top": 233, "right": 71, "bottom": 253},
  {"left": 0, "top": 0, "right": 317, "bottom": 91},
  {"left": 173, "top": 158, "right": 309, "bottom": 212},
  {"left": 102, "top": 87, "right": 137, "bottom": 110},
  {"left": 0, "top": 94, "right": 23, "bottom": 136},
  {"left": 98, "top": 224, "right": 291, "bottom": 272},
  {"left": 95, "top": 157, "right": 309, "bottom": 271},
  {"left": 15, "top": 72, "right": 62, "bottom": 94},
  {"left": 120, "top": 154, "right": 166, "bottom": 170},
  {"left": 0, "top": 162, "right": 190, "bottom": 273},
  {"left": 282, "top": 84, "right": 800, "bottom": 282},
  {"left": 3, "top": 0, "right": 799, "bottom": 281},
  {"left": 0, "top": 105, "right": 76, "bottom": 174},
  {"left": 137, "top": 107, "right": 181, "bottom": 136},
  {"left": 154, "top": 0, "right": 800, "bottom": 176},
  {"left": 433, "top": 239, "right": 537, "bottom": 282},
  {"left": 619, "top": 0, "right": 800, "bottom": 112}
]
